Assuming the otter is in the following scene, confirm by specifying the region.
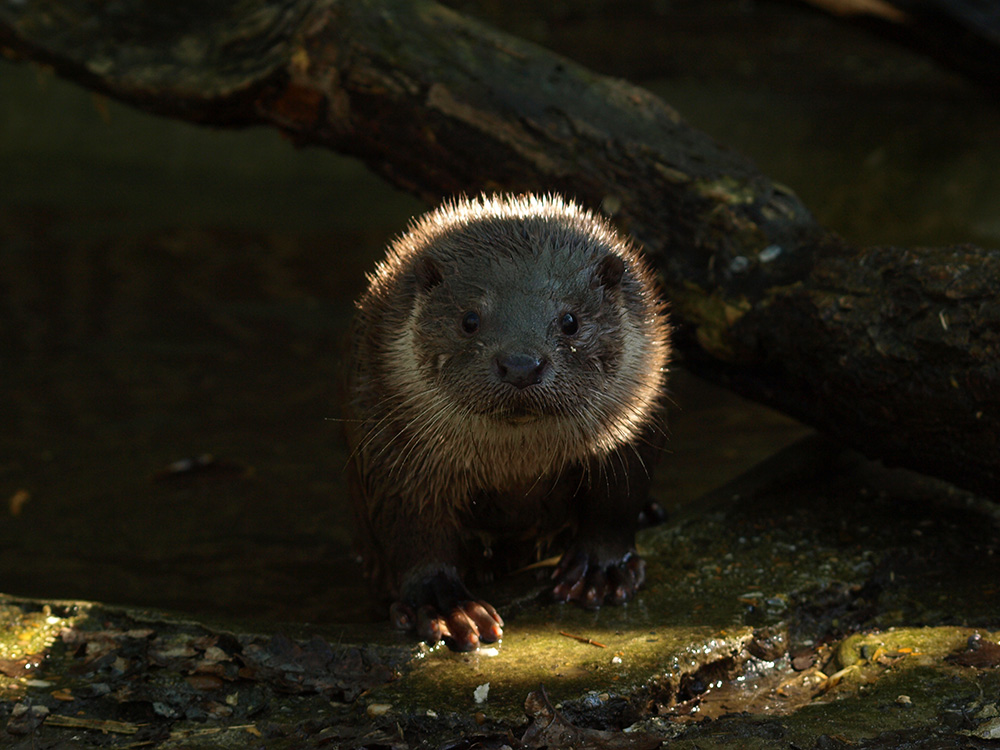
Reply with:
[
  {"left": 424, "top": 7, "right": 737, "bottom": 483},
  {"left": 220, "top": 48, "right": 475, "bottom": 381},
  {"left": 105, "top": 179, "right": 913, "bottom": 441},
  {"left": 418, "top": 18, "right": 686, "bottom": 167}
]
[{"left": 346, "top": 193, "right": 671, "bottom": 651}]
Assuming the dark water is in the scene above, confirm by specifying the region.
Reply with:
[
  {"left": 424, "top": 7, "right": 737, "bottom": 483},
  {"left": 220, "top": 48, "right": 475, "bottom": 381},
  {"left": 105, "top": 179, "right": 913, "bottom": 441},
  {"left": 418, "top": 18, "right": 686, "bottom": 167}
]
[
  {"left": 2, "top": 2, "right": 996, "bottom": 627},
  {"left": 0, "top": 66, "right": 426, "bottom": 625},
  {"left": 0, "top": 202, "right": 806, "bottom": 625}
]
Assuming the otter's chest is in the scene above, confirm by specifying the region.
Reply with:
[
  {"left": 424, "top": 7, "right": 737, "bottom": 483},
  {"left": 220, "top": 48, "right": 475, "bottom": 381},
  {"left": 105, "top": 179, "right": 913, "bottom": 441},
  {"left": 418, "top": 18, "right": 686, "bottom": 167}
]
[{"left": 458, "top": 469, "right": 583, "bottom": 569}]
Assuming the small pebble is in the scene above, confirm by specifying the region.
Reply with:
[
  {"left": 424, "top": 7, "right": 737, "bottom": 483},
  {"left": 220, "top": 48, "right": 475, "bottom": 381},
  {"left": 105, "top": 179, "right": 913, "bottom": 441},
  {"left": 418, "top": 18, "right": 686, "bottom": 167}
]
[
  {"left": 6, "top": 703, "right": 49, "bottom": 736},
  {"left": 759, "top": 244, "right": 782, "bottom": 263},
  {"left": 473, "top": 682, "right": 490, "bottom": 704},
  {"left": 366, "top": 703, "right": 392, "bottom": 717}
]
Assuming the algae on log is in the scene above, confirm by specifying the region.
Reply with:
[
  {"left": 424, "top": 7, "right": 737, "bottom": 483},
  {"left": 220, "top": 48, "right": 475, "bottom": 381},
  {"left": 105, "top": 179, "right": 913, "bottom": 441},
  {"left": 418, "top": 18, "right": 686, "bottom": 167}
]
[{"left": 1, "top": 0, "right": 997, "bottom": 495}]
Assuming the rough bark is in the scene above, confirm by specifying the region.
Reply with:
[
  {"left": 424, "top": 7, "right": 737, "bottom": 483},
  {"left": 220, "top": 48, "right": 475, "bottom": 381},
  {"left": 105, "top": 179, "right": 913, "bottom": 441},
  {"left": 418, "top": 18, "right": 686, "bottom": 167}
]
[{"left": 1, "top": 0, "right": 997, "bottom": 496}]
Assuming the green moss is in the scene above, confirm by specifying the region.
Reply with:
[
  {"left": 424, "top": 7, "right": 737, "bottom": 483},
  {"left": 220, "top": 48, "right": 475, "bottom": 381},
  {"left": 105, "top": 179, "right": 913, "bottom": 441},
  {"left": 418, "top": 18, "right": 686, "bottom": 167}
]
[{"left": 0, "top": 598, "right": 85, "bottom": 699}]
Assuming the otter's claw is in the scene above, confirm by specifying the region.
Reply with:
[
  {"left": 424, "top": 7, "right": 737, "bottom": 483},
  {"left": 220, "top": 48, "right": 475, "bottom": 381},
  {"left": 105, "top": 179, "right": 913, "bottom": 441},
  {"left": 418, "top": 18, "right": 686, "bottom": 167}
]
[
  {"left": 552, "top": 548, "right": 645, "bottom": 609},
  {"left": 392, "top": 599, "right": 503, "bottom": 651},
  {"left": 391, "top": 570, "right": 504, "bottom": 651}
]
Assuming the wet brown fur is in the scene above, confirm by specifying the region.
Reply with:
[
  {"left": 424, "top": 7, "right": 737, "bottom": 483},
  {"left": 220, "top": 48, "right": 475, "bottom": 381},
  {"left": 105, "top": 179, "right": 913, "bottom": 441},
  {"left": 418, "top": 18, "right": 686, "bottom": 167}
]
[{"left": 346, "top": 194, "right": 671, "bottom": 600}]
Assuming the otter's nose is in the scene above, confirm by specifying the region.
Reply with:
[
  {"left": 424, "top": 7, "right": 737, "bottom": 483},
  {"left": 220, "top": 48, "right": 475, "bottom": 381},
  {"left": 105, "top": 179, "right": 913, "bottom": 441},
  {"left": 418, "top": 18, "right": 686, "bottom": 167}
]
[{"left": 495, "top": 353, "right": 547, "bottom": 389}]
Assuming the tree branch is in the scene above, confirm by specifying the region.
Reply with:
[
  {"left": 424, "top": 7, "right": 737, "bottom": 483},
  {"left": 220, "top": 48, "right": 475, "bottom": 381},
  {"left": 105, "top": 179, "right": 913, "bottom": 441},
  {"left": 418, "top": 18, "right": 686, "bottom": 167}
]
[{"left": 2, "top": 0, "right": 997, "bottom": 495}]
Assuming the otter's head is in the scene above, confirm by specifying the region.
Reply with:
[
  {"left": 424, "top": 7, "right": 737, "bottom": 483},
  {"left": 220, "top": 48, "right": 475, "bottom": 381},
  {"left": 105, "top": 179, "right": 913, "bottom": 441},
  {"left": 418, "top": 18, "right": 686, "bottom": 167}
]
[{"left": 372, "top": 194, "right": 670, "bottom": 485}]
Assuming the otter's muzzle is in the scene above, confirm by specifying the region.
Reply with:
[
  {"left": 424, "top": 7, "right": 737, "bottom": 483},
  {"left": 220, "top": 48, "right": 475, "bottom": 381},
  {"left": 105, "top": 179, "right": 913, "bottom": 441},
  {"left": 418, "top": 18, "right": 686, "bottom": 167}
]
[{"left": 495, "top": 353, "right": 547, "bottom": 389}]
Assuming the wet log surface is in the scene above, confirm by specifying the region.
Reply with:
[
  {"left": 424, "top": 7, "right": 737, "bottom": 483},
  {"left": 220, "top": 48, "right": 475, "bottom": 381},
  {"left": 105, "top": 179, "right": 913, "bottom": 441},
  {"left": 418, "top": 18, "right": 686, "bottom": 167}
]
[{"left": 1, "top": 0, "right": 997, "bottom": 496}]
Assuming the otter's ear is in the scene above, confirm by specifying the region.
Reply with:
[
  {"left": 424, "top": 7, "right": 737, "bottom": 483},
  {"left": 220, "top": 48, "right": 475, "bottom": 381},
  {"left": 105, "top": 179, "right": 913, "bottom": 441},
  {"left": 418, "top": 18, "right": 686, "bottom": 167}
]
[
  {"left": 594, "top": 254, "right": 625, "bottom": 290},
  {"left": 414, "top": 256, "right": 444, "bottom": 292}
]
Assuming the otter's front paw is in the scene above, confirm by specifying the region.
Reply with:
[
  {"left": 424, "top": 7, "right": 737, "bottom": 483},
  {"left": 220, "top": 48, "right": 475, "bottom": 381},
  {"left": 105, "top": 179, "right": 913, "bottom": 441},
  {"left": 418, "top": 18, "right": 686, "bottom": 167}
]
[
  {"left": 392, "top": 568, "right": 503, "bottom": 651},
  {"left": 551, "top": 547, "right": 645, "bottom": 609}
]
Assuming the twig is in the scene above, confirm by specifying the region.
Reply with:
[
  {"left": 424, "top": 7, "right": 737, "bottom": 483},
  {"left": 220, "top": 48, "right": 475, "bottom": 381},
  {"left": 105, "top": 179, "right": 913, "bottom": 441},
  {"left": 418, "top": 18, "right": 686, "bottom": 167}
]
[{"left": 559, "top": 631, "right": 607, "bottom": 648}]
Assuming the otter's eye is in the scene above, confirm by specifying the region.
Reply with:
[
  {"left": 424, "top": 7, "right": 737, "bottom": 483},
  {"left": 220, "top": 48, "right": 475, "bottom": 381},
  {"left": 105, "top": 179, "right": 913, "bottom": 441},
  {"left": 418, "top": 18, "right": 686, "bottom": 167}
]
[
  {"left": 461, "top": 310, "right": 481, "bottom": 334},
  {"left": 560, "top": 312, "right": 579, "bottom": 336}
]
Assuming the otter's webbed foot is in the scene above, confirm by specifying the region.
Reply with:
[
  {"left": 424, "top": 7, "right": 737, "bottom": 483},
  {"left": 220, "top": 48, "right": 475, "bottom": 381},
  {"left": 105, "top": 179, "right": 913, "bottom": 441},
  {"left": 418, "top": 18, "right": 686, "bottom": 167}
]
[
  {"left": 551, "top": 545, "right": 645, "bottom": 609},
  {"left": 391, "top": 567, "right": 503, "bottom": 652}
]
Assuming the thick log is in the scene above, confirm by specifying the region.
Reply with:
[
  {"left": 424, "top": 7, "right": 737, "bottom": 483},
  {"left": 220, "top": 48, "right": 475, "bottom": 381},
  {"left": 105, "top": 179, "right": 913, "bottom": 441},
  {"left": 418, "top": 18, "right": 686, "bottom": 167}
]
[{"left": 2, "top": 0, "right": 997, "bottom": 496}]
